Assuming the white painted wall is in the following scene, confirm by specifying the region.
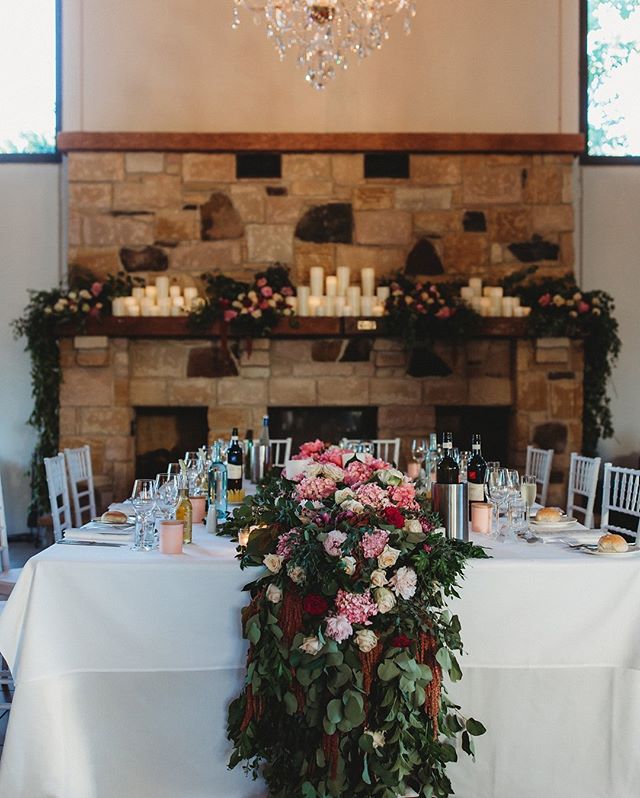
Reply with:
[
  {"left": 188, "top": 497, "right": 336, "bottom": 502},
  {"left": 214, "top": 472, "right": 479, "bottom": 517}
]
[{"left": 0, "top": 165, "right": 61, "bottom": 534}]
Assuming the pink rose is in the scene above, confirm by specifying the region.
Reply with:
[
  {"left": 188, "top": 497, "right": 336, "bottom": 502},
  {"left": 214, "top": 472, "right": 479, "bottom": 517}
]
[
  {"left": 323, "top": 530, "right": 347, "bottom": 557},
  {"left": 325, "top": 615, "right": 353, "bottom": 643},
  {"left": 282, "top": 286, "right": 294, "bottom": 297},
  {"left": 261, "top": 286, "right": 273, "bottom": 298},
  {"left": 224, "top": 309, "right": 238, "bottom": 322},
  {"left": 538, "top": 293, "right": 552, "bottom": 307},
  {"left": 256, "top": 277, "right": 267, "bottom": 288},
  {"left": 577, "top": 301, "right": 590, "bottom": 314},
  {"left": 435, "top": 306, "right": 452, "bottom": 320},
  {"left": 91, "top": 281, "right": 103, "bottom": 297}
]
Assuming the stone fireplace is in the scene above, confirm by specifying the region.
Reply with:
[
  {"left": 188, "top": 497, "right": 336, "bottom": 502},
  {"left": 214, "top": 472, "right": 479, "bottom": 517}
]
[{"left": 57, "top": 133, "right": 584, "bottom": 508}]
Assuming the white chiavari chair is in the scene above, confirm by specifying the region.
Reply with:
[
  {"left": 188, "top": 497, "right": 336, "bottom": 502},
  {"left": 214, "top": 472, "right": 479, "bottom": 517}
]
[
  {"left": 600, "top": 463, "right": 640, "bottom": 539},
  {"left": 271, "top": 438, "right": 292, "bottom": 468},
  {"left": 44, "top": 454, "right": 73, "bottom": 543},
  {"left": 64, "top": 445, "right": 97, "bottom": 526},
  {"left": 0, "top": 472, "right": 22, "bottom": 597},
  {"left": 525, "top": 445, "right": 554, "bottom": 506},
  {"left": 373, "top": 438, "right": 401, "bottom": 466},
  {"left": 566, "top": 453, "right": 601, "bottom": 529}
]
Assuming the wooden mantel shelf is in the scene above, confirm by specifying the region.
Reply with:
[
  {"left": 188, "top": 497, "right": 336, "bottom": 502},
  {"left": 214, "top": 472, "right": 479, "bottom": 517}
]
[
  {"left": 57, "top": 131, "right": 585, "bottom": 155},
  {"left": 56, "top": 316, "right": 529, "bottom": 339}
]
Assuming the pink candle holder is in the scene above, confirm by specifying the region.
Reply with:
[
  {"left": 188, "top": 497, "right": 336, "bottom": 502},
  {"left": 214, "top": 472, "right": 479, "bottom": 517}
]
[
  {"left": 159, "top": 521, "right": 184, "bottom": 554},
  {"left": 471, "top": 502, "right": 492, "bottom": 534},
  {"left": 189, "top": 496, "right": 207, "bottom": 525},
  {"left": 406, "top": 462, "right": 421, "bottom": 481}
]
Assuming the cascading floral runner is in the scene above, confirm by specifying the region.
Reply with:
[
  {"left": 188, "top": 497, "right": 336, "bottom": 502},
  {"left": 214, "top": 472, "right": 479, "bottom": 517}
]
[{"left": 225, "top": 441, "right": 487, "bottom": 798}]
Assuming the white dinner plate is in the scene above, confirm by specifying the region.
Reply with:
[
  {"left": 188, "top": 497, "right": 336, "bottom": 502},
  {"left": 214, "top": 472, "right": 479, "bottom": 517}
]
[
  {"left": 578, "top": 544, "right": 640, "bottom": 558},
  {"left": 531, "top": 516, "right": 577, "bottom": 527}
]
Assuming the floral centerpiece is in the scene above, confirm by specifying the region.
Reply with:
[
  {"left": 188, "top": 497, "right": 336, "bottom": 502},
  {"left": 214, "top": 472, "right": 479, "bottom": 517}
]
[{"left": 226, "top": 441, "right": 487, "bottom": 797}]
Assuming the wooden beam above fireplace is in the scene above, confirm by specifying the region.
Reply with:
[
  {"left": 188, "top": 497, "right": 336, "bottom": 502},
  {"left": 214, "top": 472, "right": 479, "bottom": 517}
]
[{"left": 57, "top": 131, "right": 585, "bottom": 155}]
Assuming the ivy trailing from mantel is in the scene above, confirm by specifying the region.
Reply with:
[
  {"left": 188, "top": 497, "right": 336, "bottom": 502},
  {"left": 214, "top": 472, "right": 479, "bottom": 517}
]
[{"left": 13, "top": 265, "right": 619, "bottom": 520}]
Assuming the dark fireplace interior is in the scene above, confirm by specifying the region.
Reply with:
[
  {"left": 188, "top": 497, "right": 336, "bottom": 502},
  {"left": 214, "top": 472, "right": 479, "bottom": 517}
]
[
  {"left": 269, "top": 406, "right": 378, "bottom": 455},
  {"left": 134, "top": 406, "right": 209, "bottom": 478},
  {"left": 435, "top": 406, "right": 511, "bottom": 465}
]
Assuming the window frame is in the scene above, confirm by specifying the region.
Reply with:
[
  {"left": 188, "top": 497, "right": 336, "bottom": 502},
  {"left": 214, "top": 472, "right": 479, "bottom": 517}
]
[
  {"left": 581, "top": 0, "right": 640, "bottom": 164},
  {"left": 0, "top": 0, "right": 62, "bottom": 164}
]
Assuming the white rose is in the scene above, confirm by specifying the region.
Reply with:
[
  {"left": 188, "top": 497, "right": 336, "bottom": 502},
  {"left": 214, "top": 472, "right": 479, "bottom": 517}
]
[
  {"left": 287, "top": 564, "right": 306, "bottom": 585},
  {"left": 355, "top": 629, "right": 378, "bottom": 653},
  {"left": 340, "top": 556, "right": 357, "bottom": 576},
  {"left": 376, "top": 468, "right": 404, "bottom": 486},
  {"left": 266, "top": 583, "right": 282, "bottom": 604},
  {"left": 365, "top": 729, "right": 386, "bottom": 749},
  {"left": 334, "top": 488, "right": 355, "bottom": 505},
  {"left": 305, "top": 463, "right": 323, "bottom": 478},
  {"left": 389, "top": 566, "right": 418, "bottom": 600},
  {"left": 404, "top": 519, "right": 423, "bottom": 535},
  {"left": 322, "top": 463, "right": 345, "bottom": 482},
  {"left": 341, "top": 499, "right": 365, "bottom": 514},
  {"left": 370, "top": 569, "right": 388, "bottom": 588},
  {"left": 377, "top": 544, "right": 401, "bottom": 569},
  {"left": 374, "top": 587, "right": 397, "bottom": 614},
  {"left": 299, "top": 636, "right": 323, "bottom": 656},
  {"left": 263, "top": 553, "right": 283, "bottom": 574}
]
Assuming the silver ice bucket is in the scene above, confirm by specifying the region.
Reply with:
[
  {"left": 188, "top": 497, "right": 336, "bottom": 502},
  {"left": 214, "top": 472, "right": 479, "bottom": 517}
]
[{"left": 432, "top": 482, "right": 469, "bottom": 542}]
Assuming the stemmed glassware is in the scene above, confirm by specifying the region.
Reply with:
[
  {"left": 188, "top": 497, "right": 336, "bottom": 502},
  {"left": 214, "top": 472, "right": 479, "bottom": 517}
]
[
  {"left": 485, "top": 467, "right": 510, "bottom": 539},
  {"left": 167, "top": 462, "right": 181, "bottom": 479},
  {"left": 411, "top": 438, "right": 427, "bottom": 478},
  {"left": 155, "top": 473, "right": 179, "bottom": 520},
  {"left": 520, "top": 474, "right": 538, "bottom": 539},
  {"left": 130, "top": 479, "right": 157, "bottom": 551}
]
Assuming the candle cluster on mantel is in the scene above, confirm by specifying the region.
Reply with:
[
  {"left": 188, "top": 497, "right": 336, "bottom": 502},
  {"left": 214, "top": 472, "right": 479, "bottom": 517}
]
[
  {"left": 290, "top": 267, "right": 390, "bottom": 317},
  {"left": 111, "top": 277, "right": 203, "bottom": 317},
  {"left": 459, "top": 278, "right": 532, "bottom": 318}
]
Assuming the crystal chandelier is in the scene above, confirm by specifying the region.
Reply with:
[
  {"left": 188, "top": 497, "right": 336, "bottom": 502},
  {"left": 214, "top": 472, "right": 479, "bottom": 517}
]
[{"left": 232, "top": 1, "right": 417, "bottom": 90}]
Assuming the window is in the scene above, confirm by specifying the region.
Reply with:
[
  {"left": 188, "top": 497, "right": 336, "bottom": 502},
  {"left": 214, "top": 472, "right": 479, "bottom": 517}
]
[
  {"left": 0, "top": 0, "right": 60, "bottom": 161},
  {"left": 583, "top": 0, "right": 640, "bottom": 160}
]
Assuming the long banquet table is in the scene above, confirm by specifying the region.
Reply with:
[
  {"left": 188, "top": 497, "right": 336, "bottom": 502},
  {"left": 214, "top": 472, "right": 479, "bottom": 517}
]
[{"left": 0, "top": 525, "right": 639, "bottom": 798}]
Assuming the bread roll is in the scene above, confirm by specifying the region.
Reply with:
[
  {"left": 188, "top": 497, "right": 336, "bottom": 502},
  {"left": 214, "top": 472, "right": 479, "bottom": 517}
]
[
  {"left": 597, "top": 533, "right": 629, "bottom": 553},
  {"left": 101, "top": 510, "right": 128, "bottom": 524},
  {"left": 535, "top": 507, "right": 564, "bottom": 523}
]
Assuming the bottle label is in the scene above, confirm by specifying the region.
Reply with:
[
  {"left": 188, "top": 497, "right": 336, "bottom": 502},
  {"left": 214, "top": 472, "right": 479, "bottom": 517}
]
[
  {"left": 468, "top": 482, "right": 485, "bottom": 502},
  {"left": 443, "top": 443, "right": 452, "bottom": 450},
  {"left": 227, "top": 464, "right": 242, "bottom": 480},
  {"left": 472, "top": 444, "right": 481, "bottom": 451}
]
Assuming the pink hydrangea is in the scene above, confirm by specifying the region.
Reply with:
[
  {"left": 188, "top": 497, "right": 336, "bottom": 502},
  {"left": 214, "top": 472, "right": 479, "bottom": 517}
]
[
  {"left": 276, "top": 528, "right": 301, "bottom": 560},
  {"left": 343, "top": 460, "right": 375, "bottom": 487},
  {"left": 317, "top": 447, "right": 346, "bottom": 467},
  {"left": 295, "top": 476, "right": 337, "bottom": 501},
  {"left": 325, "top": 615, "right": 353, "bottom": 643},
  {"left": 387, "top": 483, "right": 419, "bottom": 511},
  {"left": 323, "top": 530, "right": 347, "bottom": 557},
  {"left": 360, "top": 529, "right": 389, "bottom": 559},
  {"left": 293, "top": 439, "right": 326, "bottom": 461},
  {"left": 355, "top": 483, "right": 390, "bottom": 511},
  {"left": 334, "top": 589, "right": 378, "bottom": 625}
]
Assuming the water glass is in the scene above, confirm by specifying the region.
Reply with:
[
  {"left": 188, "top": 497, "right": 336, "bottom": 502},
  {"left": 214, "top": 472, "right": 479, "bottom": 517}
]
[
  {"left": 155, "top": 473, "right": 178, "bottom": 520},
  {"left": 508, "top": 497, "right": 528, "bottom": 539},
  {"left": 130, "top": 478, "right": 156, "bottom": 551},
  {"left": 411, "top": 438, "right": 427, "bottom": 465}
]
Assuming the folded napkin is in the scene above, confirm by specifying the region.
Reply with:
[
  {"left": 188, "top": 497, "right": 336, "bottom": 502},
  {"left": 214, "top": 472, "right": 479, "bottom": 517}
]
[
  {"left": 64, "top": 528, "right": 132, "bottom": 544},
  {"left": 541, "top": 531, "right": 602, "bottom": 545}
]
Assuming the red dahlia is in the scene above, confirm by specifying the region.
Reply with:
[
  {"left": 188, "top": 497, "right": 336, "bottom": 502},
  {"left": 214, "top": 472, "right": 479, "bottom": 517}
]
[
  {"left": 302, "top": 594, "right": 329, "bottom": 616},
  {"left": 391, "top": 634, "right": 412, "bottom": 648},
  {"left": 383, "top": 506, "right": 405, "bottom": 528}
]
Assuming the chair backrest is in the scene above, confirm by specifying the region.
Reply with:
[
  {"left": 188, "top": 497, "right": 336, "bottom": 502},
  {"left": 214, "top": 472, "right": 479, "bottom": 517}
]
[
  {"left": 44, "top": 454, "right": 73, "bottom": 542},
  {"left": 374, "top": 438, "right": 401, "bottom": 466},
  {"left": 525, "top": 446, "right": 554, "bottom": 506},
  {"left": 566, "top": 453, "right": 601, "bottom": 529},
  {"left": 601, "top": 463, "right": 640, "bottom": 538},
  {"left": 0, "top": 472, "right": 9, "bottom": 572},
  {"left": 64, "top": 445, "right": 97, "bottom": 526},
  {"left": 271, "top": 438, "right": 292, "bottom": 469}
]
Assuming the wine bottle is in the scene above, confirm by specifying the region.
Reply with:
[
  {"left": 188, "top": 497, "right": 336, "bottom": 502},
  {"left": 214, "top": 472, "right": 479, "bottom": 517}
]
[
  {"left": 227, "top": 428, "right": 244, "bottom": 502},
  {"left": 175, "top": 469, "right": 193, "bottom": 544},
  {"left": 208, "top": 441, "right": 228, "bottom": 521},
  {"left": 467, "top": 433, "right": 487, "bottom": 504},
  {"left": 436, "top": 432, "right": 460, "bottom": 484},
  {"left": 244, "top": 429, "right": 254, "bottom": 481}
]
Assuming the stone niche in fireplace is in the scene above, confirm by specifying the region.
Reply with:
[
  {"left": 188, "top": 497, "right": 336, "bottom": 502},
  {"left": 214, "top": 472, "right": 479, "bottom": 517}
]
[{"left": 58, "top": 331, "right": 583, "bottom": 507}]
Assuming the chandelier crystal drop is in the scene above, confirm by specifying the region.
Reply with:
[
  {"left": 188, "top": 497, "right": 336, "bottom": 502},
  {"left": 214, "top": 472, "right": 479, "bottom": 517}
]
[{"left": 232, "top": 1, "right": 417, "bottom": 90}]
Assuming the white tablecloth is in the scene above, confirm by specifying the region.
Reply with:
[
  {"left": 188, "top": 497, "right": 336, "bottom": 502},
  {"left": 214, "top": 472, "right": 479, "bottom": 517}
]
[{"left": 1, "top": 528, "right": 640, "bottom": 798}]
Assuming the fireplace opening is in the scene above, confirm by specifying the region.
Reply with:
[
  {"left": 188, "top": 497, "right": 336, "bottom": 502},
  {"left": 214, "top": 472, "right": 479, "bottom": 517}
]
[
  {"left": 134, "top": 406, "right": 209, "bottom": 479},
  {"left": 435, "top": 406, "right": 512, "bottom": 465},
  {"left": 269, "top": 406, "right": 378, "bottom": 455}
]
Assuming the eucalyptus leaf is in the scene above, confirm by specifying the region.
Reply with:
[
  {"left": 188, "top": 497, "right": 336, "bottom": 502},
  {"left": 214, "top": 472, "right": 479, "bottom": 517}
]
[{"left": 466, "top": 718, "right": 487, "bottom": 736}]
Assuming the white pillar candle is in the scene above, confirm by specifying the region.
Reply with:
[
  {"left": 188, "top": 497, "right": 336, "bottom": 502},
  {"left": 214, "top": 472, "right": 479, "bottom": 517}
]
[
  {"left": 310, "top": 267, "right": 324, "bottom": 298},
  {"left": 172, "top": 296, "right": 185, "bottom": 309},
  {"left": 144, "top": 285, "right": 157, "bottom": 299},
  {"left": 482, "top": 286, "right": 492, "bottom": 298},
  {"left": 308, "top": 296, "right": 322, "bottom": 317},
  {"left": 150, "top": 305, "right": 162, "bottom": 317},
  {"left": 155, "top": 276, "right": 169, "bottom": 300},
  {"left": 112, "top": 297, "right": 126, "bottom": 317},
  {"left": 376, "top": 286, "right": 390, "bottom": 304},
  {"left": 347, "top": 286, "right": 361, "bottom": 316},
  {"left": 460, "top": 286, "right": 474, "bottom": 303},
  {"left": 361, "top": 268, "right": 375, "bottom": 297},
  {"left": 286, "top": 296, "right": 298, "bottom": 313},
  {"left": 315, "top": 304, "right": 327, "bottom": 317},
  {"left": 326, "top": 276, "right": 337, "bottom": 297},
  {"left": 157, "top": 298, "right": 172, "bottom": 316},
  {"left": 132, "top": 287, "right": 145, "bottom": 300},
  {"left": 501, "top": 297, "right": 515, "bottom": 317},
  {"left": 469, "top": 277, "right": 482, "bottom": 298},
  {"left": 140, "top": 297, "right": 154, "bottom": 316},
  {"left": 325, "top": 296, "right": 336, "bottom": 316},
  {"left": 336, "top": 266, "right": 350, "bottom": 297},
  {"left": 342, "top": 304, "right": 353, "bottom": 317},
  {"left": 183, "top": 287, "right": 199, "bottom": 310},
  {"left": 127, "top": 303, "right": 141, "bottom": 317},
  {"left": 361, "top": 296, "right": 374, "bottom": 317},
  {"left": 512, "top": 296, "right": 521, "bottom": 308},
  {"left": 372, "top": 304, "right": 385, "bottom": 317},
  {"left": 170, "top": 305, "right": 184, "bottom": 317},
  {"left": 489, "top": 297, "right": 502, "bottom": 316},
  {"left": 471, "top": 297, "right": 484, "bottom": 314},
  {"left": 334, "top": 296, "right": 345, "bottom": 317},
  {"left": 169, "top": 285, "right": 181, "bottom": 299},
  {"left": 479, "top": 298, "right": 491, "bottom": 317},
  {"left": 297, "top": 286, "right": 310, "bottom": 317}
]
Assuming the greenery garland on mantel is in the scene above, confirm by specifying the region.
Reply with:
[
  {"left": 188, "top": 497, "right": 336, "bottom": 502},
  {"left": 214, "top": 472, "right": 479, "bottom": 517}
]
[{"left": 13, "top": 265, "right": 619, "bottom": 521}]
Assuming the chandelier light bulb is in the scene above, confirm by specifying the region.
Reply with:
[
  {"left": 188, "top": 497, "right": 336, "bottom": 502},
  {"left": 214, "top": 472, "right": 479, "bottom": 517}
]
[{"left": 232, "top": 0, "right": 417, "bottom": 89}]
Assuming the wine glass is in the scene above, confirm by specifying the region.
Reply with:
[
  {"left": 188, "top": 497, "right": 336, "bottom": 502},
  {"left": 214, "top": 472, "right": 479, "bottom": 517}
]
[
  {"left": 155, "top": 473, "right": 178, "bottom": 520},
  {"left": 521, "top": 474, "right": 538, "bottom": 536},
  {"left": 167, "top": 462, "right": 181, "bottom": 478},
  {"left": 486, "top": 468, "right": 509, "bottom": 539},
  {"left": 130, "top": 478, "right": 156, "bottom": 551},
  {"left": 506, "top": 470, "right": 521, "bottom": 501}
]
